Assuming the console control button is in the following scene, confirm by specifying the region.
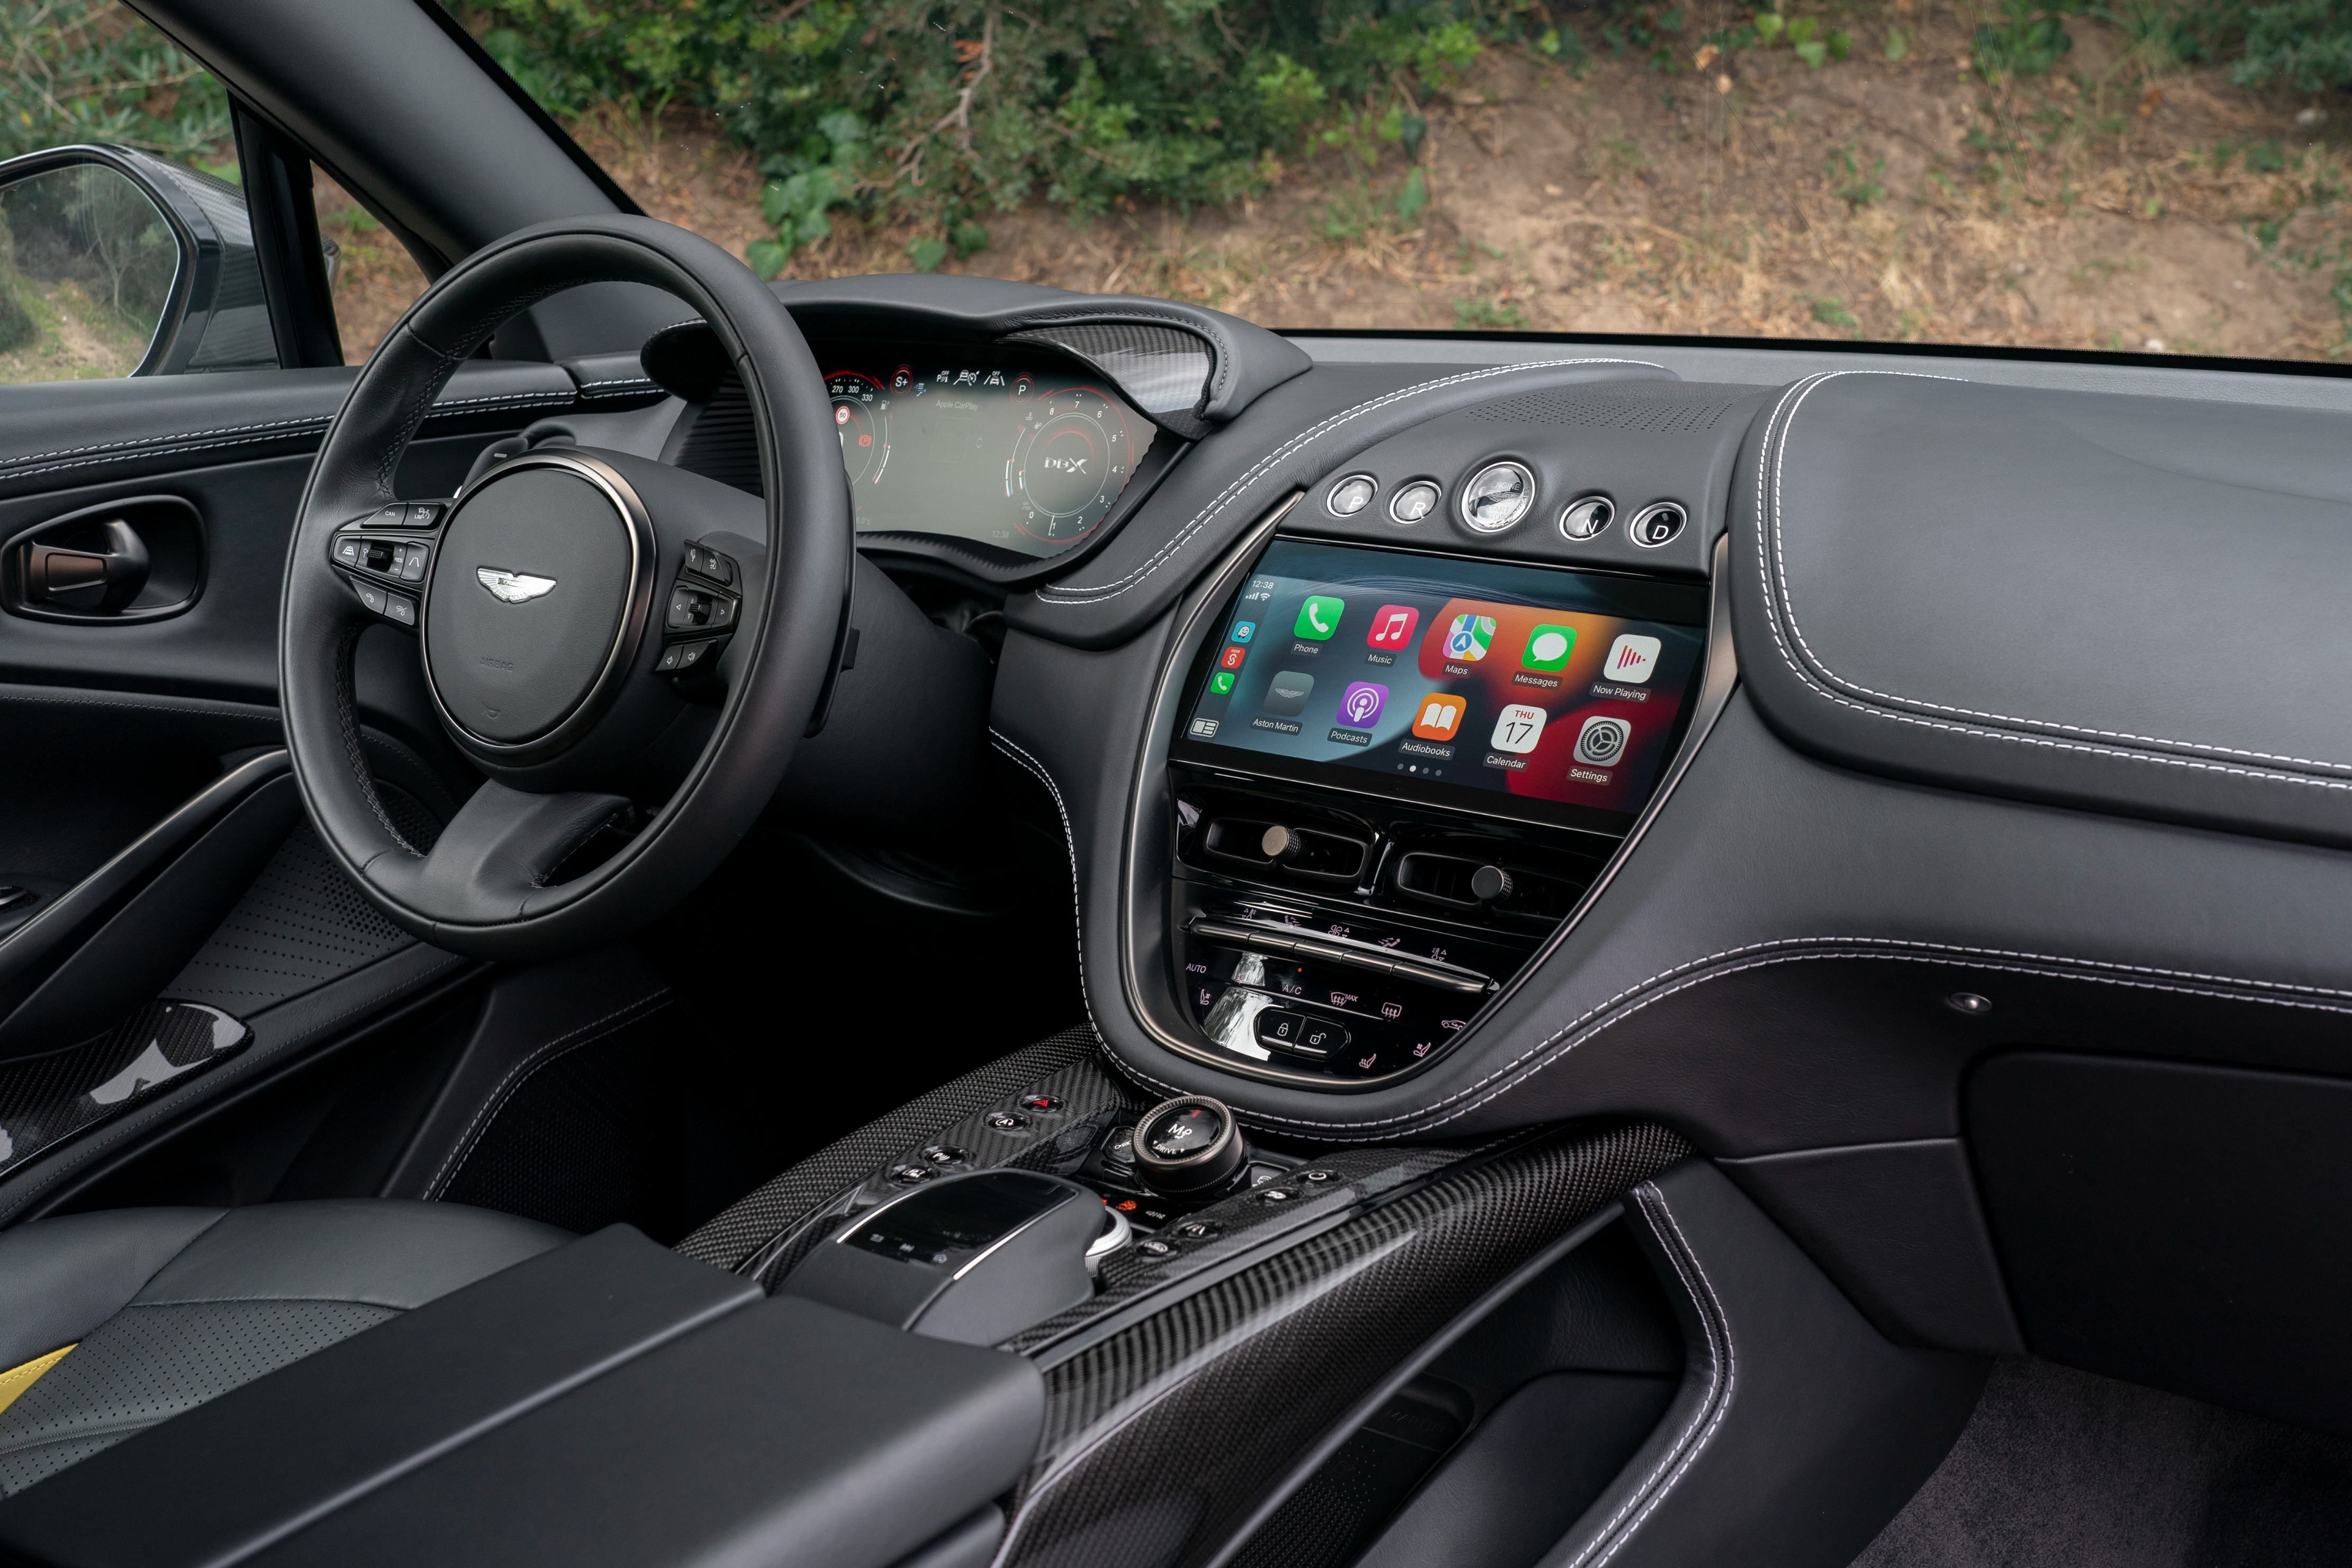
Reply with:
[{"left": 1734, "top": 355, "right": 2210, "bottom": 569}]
[
  {"left": 1136, "top": 1238, "right": 1174, "bottom": 1258},
  {"left": 888, "top": 1164, "right": 935, "bottom": 1186},
  {"left": 919, "top": 1144, "right": 968, "bottom": 1166},
  {"left": 1019, "top": 1094, "right": 1062, "bottom": 1113},
  {"left": 1170, "top": 1219, "right": 1220, "bottom": 1241},
  {"left": 984, "top": 1110, "right": 1029, "bottom": 1131},
  {"left": 1133, "top": 1094, "right": 1248, "bottom": 1196}
]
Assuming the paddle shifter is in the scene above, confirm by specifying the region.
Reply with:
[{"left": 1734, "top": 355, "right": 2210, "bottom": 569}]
[{"left": 1131, "top": 1094, "right": 1251, "bottom": 1197}]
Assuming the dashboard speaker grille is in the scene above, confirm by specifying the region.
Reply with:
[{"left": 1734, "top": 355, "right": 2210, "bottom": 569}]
[{"left": 1469, "top": 389, "right": 1738, "bottom": 432}]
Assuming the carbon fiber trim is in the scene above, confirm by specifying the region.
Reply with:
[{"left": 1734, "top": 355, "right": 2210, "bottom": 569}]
[
  {"left": 0, "top": 1001, "right": 250, "bottom": 1181},
  {"left": 1001, "top": 323, "right": 1213, "bottom": 438},
  {"left": 673, "top": 1025, "right": 1129, "bottom": 1273},
  {"left": 1005, "top": 1141, "right": 1477, "bottom": 1357},
  {"left": 999, "top": 1122, "right": 1689, "bottom": 1568}
]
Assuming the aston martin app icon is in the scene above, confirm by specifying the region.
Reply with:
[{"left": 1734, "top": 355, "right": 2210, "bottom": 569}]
[{"left": 1264, "top": 670, "right": 1315, "bottom": 716}]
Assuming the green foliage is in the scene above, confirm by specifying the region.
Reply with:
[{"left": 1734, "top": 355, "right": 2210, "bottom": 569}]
[
  {"left": 1810, "top": 295, "right": 1859, "bottom": 328},
  {"left": 1971, "top": 0, "right": 2078, "bottom": 78},
  {"left": 0, "top": 2, "right": 232, "bottom": 161},
  {"left": 1451, "top": 295, "right": 1528, "bottom": 329},
  {"left": 2160, "top": 0, "right": 2352, "bottom": 95},
  {"left": 1829, "top": 147, "right": 1887, "bottom": 206},
  {"left": 450, "top": 2, "right": 1512, "bottom": 263},
  {"left": 1746, "top": 12, "right": 1852, "bottom": 69}
]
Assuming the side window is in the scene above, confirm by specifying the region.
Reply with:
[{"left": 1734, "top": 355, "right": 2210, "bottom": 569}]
[
  {"left": 0, "top": 2, "right": 272, "bottom": 383},
  {"left": 314, "top": 172, "right": 427, "bottom": 364}
]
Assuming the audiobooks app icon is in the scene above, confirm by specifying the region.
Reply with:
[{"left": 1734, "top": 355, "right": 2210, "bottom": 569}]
[{"left": 1411, "top": 693, "right": 1466, "bottom": 741}]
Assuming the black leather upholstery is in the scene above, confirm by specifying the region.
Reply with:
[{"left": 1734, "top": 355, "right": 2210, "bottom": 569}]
[{"left": 0, "top": 1201, "right": 565, "bottom": 1495}]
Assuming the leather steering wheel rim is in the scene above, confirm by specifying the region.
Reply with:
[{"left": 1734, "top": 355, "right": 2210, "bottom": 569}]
[{"left": 279, "top": 215, "right": 848, "bottom": 960}]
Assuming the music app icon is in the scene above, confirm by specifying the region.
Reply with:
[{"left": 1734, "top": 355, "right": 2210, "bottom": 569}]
[{"left": 1365, "top": 604, "right": 1419, "bottom": 650}]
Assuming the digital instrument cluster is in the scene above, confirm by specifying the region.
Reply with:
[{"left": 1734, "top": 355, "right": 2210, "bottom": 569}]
[{"left": 823, "top": 360, "right": 1160, "bottom": 560}]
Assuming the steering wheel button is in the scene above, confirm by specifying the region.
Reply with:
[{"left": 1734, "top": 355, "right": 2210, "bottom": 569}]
[
  {"left": 706, "top": 595, "right": 735, "bottom": 625},
  {"left": 405, "top": 502, "right": 444, "bottom": 529},
  {"left": 366, "top": 504, "right": 407, "bottom": 529},
  {"left": 655, "top": 646, "right": 683, "bottom": 673},
  {"left": 383, "top": 594, "right": 417, "bottom": 628},
  {"left": 399, "top": 546, "right": 428, "bottom": 582},
  {"left": 332, "top": 537, "right": 364, "bottom": 567}
]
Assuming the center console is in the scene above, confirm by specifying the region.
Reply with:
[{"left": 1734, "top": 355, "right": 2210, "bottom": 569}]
[{"left": 1148, "top": 534, "right": 1718, "bottom": 1089}]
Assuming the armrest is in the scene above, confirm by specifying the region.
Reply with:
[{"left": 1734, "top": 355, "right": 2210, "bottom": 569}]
[{"left": 0, "top": 1224, "right": 1044, "bottom": 1568}]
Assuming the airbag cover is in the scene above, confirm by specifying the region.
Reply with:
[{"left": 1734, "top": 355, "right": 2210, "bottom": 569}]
[
  {"left": 1732, "top": 371, "right": 2352, "bottom": 845},
  {"left": 424, "top": 467, "right": 634, "bottom": 745}
]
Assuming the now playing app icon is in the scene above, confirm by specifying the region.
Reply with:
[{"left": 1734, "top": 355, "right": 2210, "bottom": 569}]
[
  {"left": 1338, "top": 682, "right": 1388, "bottom": 728},
  {"left": 1603, "top": 634, "right": 1661, "bottom": 685}
]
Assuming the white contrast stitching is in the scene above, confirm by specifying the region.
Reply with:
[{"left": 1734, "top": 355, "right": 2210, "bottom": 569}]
[
  {"left": 422, "top": 990, "right": 672, "bottom": 1198},
  {"left": 1118, "top": 934, "right": 2352, "bottom": 1136},
  {"left": 1037, "top": 358, "right": 1665, "bottom": 604},
  {"left": 1564, "top": 1183, "right": 1735, "bottom": 1568},
  {"left": 1756, "top": 370, "right": 2352, "bottom": 781},
  {"left": 989, "top": 729, "right": 1105, "bottom": 1044},
  {"left": 0, "top": 392, "right": 576, "bottom": 486}
]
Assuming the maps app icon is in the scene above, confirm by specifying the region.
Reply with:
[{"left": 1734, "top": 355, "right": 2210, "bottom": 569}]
[{"left": 1443, "top": 613, "right": 1496, "bottom": 662}]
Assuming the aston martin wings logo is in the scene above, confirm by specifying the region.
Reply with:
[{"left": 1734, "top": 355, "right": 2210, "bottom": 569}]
[{"left": 476, "top": 567, "right": 557, "bottom": 604}]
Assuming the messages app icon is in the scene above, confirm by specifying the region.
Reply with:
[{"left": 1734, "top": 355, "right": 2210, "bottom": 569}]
[
  {"left": 1294, "top": 596, "right": 1345, "bottom": 641},
  {"left": 1523, "top": 624, "right": 1576, "bottom": 672}
]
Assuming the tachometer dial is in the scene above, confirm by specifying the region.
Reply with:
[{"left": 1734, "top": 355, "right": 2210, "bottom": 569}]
[
  {"left": 1009, "top": 385, "right": 1133, "bottom": 544},
  {"left": 826, "top": 371, "right": 889, "bottom": 486}
]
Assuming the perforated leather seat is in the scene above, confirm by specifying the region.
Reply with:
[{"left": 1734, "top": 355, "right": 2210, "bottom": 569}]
[{"left": 0, "top": 1201, "right": 567, "bottom": 1496}]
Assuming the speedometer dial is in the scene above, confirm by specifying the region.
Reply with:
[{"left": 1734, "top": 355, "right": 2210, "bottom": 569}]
[
  {"left": 827, "top": 371, "right": 888, "bottom": 487},
  {"left": 1010, "top": 386, "right": 1133, "bottom": 545}
]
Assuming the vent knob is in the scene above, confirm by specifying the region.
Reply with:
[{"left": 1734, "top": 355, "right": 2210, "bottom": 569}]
[{"left": 1470, "top": 864, "right": 1514, "bottom": 903}]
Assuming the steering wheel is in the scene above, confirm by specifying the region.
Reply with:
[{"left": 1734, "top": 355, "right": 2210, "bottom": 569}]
[{"left": 279, "top": 215, "right": 849, "bottom": 960}]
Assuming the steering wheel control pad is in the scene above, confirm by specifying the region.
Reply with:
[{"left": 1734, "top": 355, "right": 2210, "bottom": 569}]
[{"left": 422, "top": 456, "right": 648, "bottom": 755}]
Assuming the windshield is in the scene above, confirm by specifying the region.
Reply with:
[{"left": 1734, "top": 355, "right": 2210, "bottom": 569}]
[{"left": 454, "top": 1, "right": 2349, "bottom": 363}]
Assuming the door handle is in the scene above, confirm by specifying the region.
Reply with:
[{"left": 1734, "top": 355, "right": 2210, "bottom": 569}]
[
  {"left": 2, "top": 494, "right": 202, "bottom": 623},
  {"left": 29, "top": 517, "right": 149, "bottom": 612}
]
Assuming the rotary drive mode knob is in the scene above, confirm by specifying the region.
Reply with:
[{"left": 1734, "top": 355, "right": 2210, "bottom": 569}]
[{"left": 1132, "top": 1095, "right": 1249, "bottom": 1195}]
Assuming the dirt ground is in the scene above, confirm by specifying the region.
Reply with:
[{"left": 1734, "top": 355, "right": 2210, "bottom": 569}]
[{"left": 319, "top": 2, "right": 2352, "bottom": 364}]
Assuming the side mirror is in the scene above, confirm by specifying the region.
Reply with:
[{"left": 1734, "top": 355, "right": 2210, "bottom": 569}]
[{"left": 0, "top": 143, "right": 275, "bottom": 378}]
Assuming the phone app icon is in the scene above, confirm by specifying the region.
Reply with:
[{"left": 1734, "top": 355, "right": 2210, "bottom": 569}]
[
  {"left": 1209, "top": 671, "right": 1235, "bottom": 695},
  {"left": 1523, "top": 623, "right": 1577, "bottom": 672},
  {"left": 1575, "top": 715, "right": 1632, "bottom": 765},
  {"left": 1490, "top": 703, "right": 1546, "bottom": 754},
  {"left": 1264, "top": 670, "right": 1315, "bottom": 716},
  {"left": 1365, "top": 605, "right": 1419, "bottom": 650},
  {"left": 1219, "top": 645, "right": 1247, "bottom": 671},
  {"left": 1338, "top": 682, "right": 1389, "bottom": 728},
  {"left": 1443, "top": 613, "right": 1496, "bottom": 663},
  {"left": 1294, "top": 596, "right": 1345, "bottom": 641},
  {"left": 1411, "top": 693, "right": 1465, "bottom": 741},
  {"left": 1603, "top": 633, "right": 1661, "bottom": 684},
  {"left": 1231, "top": 620, "right": 1256, "bottom": 643}
]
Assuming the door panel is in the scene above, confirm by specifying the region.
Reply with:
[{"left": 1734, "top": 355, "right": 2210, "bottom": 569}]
[{"left": 0, "top": 356, "right": 665, "bottom": 1209}]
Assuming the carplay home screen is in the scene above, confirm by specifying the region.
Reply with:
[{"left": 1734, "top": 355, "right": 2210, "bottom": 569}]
[{"left": 1180, "top": 539, "right": 1706, "bottom": 822}]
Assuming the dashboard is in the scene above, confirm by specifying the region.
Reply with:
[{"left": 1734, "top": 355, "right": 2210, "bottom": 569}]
[{"left": 820, "top": 353, "right": 1161, "bottom": 559}]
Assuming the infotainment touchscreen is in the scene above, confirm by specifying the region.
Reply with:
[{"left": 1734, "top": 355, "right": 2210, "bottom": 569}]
[{"left": 1171, "top": 539, "right": 1709, "bottom": 831}]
